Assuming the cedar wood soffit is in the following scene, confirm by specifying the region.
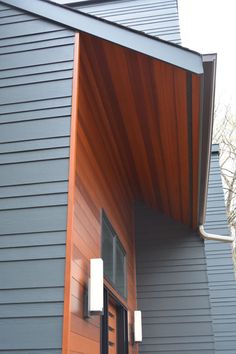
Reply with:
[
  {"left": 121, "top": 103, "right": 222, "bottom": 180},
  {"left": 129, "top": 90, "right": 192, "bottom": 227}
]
[{"left": 0, "top": 0, "right": 217, "bottom": 231}]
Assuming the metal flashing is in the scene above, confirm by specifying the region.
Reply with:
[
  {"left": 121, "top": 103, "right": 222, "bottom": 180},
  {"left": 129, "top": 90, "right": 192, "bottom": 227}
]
[
  {"left": 198, "top": 53, "right": 217, "bottom": 227},
  {"left": 0, "top": 0, "right": 203, "bottom": 74},
  {"left": 197, "top": 54, "right": 232, "bottom": 242}
]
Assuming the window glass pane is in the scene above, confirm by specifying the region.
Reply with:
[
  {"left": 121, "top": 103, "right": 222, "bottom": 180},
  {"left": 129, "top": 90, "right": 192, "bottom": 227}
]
[
  {"left": 102, "top": 221, "right": 114, "bottom": 282},
  {"left": 115, "top": 239, "right": 126, "bottom": 297}
]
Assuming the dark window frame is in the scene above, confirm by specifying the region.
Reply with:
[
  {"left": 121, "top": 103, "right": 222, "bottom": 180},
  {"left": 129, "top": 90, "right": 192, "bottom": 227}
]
[{"left": 101, "top": 210, "right": 127, "bottom": 299}]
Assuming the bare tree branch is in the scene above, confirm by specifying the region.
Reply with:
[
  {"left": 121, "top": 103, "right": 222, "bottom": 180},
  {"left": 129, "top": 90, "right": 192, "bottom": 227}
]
[{"left": 213, "top": 102, "right": 236, "bottom": 244}]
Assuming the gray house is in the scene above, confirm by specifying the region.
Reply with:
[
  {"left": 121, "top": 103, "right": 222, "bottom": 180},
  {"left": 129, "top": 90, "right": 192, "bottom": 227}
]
[{"left": 0, "top": 0, "right": 235, "bottom": 353}]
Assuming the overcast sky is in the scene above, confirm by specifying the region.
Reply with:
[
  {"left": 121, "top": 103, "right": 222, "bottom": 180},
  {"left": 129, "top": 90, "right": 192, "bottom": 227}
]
[{"left": 178, "top": 0, "right": 236, "bottom": 109}]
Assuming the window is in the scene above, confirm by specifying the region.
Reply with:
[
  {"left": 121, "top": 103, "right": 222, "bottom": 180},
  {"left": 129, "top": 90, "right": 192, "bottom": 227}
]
[{"left": 102, "top": 211, "right": 127, "bottom": 298}]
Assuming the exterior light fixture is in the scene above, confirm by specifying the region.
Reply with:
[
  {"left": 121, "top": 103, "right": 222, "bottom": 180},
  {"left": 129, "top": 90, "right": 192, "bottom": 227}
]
[
  {"left": 134, "top": 310, "right": 142, "bottom": 342},
  {"left": 87, "top": 258, "right": 104, "bottom": 315}
]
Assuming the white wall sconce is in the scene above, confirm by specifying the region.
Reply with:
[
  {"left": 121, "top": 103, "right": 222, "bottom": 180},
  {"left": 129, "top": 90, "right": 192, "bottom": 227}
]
[
  {"left": 134, "top": 310, "right": 142, "bottom": 343},
  {"left": 84, "top": 258, "right": 104, "bottom": 317}
]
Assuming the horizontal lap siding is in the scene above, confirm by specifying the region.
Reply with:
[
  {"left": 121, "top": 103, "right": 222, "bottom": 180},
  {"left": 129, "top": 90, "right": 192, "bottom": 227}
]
[
  {"left": 0, "top": 3, "right": 74, "bottom": 353},
  {"left": 135, "top": 204, "right": 215, "bottom": 353},
  {"left": 205, "top": 148, "right": 236, "bottom": 353},
  {"left": 72, "top": 0, "right": 181, "bottom": 44}
]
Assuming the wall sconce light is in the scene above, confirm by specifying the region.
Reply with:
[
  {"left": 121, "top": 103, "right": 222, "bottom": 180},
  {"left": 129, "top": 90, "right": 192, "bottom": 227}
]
[
  {"left": 134, "top": 310, "right": 142, "bottom": 343},
  {"left": 84, "top": 258, "right": 104, "bottom": 317}
]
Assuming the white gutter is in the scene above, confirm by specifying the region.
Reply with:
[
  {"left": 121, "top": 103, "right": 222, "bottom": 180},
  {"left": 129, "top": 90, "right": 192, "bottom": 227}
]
[
  {"left": 198, "top": 225, "right": 234, "bottom": 243},
  {"left": 198, "top": 56, "right": 234, "bottom": 243}
]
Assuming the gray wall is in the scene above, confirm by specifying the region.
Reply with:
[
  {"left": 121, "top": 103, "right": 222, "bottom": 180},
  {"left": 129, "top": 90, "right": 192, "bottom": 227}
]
[
  {"left": 205, "top": 145, "right": 236, "bottom": 354},
  {"left": 71, "top": 0, "right": 181, "bottom": 44},
  {"left": 135, "top": 204, "right": 215, "bottom": 354},
  {"left": 0, "top": 2, "right": 75, "bottom": 352}
]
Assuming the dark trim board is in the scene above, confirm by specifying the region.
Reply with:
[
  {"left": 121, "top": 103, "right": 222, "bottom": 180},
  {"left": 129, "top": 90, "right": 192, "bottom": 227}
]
[{"left": 0, "top": 0, "right": 203, "bottom": 73}]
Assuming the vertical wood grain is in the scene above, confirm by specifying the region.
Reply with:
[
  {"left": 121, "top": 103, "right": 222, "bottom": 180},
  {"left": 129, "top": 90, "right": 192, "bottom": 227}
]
[{"left": 63, "top": 31, "right": 203, "bottom": 354}]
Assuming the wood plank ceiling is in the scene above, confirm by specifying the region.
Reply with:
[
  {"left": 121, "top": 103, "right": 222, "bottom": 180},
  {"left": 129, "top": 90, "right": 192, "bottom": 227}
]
[{"left": 79, "top": 33, "right": 202, "bottom": 228}]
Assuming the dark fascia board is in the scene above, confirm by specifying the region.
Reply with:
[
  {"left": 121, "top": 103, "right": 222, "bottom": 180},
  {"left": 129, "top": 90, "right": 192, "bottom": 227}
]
[
  {"left": 198, "top": 53, "right": 217, "bottom": 226},
  {"left": 1, "top": 0, "right": 203, "bottom": 74}
]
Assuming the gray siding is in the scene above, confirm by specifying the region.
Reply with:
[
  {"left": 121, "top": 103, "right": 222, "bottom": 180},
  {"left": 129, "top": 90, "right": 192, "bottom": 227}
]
[
  {"left": 71, "top": 0, "right": 181, "bottom": 44},
  {"left": 135, "top": 204, "right": 215, "bottom": 354},
  {"left": 204, "top": 145, "right": 236, "bottom": 354},
  {"left": 0, "top": 3, "right": 75, "bottom": 352}
]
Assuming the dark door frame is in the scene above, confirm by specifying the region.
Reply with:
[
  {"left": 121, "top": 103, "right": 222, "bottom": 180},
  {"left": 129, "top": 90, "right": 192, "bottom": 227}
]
[{"left": 101, "top": 287, "right": 128, "bottom": 354}]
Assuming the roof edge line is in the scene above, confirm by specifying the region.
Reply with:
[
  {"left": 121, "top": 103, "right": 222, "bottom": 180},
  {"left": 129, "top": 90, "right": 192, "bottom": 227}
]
[
  {"left": 198, "top": 53, "right": 217, "bottom": 227},
  {"left": 1, "top": 0, "right": 203, "bottom": 74}
]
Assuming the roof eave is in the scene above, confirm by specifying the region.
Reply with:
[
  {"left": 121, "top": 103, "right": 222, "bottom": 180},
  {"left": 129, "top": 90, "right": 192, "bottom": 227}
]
[
  {"left": 198, "top": 53, "right": 217, "bottom": 226},
  {"left": 1, "top": 0, "right": 203, "bottom": 74}
]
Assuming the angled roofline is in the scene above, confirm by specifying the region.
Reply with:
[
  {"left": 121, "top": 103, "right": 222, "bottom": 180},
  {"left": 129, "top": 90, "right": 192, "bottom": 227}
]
[
  {"left": 198, "top": 53, "right": 217, "bottom": 226},
  {"left": 1, "top": 0, "right": 203, "bottom": 74}
]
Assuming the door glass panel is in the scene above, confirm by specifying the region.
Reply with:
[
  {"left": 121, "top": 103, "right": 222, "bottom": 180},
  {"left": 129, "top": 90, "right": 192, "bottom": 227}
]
[
  {"left": 102, "top": 211, "right": 127, "bottom": 298},
  {"left": 115, "top": 240, "right": 126, "bottom": 297},
  {"left": 102, "top": 221, "right": 114, "bottom": 281}
]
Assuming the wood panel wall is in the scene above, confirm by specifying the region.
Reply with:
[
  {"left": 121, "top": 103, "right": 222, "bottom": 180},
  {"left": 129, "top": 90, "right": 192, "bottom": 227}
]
[
  {"left": 63, "top": 28, "right": 203, "bottom": 354},
  {"left": 63, "top": 33, "right": 138, "bottom": 354}
]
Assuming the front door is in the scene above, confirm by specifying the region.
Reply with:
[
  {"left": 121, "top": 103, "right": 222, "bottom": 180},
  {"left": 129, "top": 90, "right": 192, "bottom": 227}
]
[
  {"left": 108, "top": 299, "right": 117, "bottom": 354},
  {"left": 101, "top": 288, "right": 128, "bottom": 354}
]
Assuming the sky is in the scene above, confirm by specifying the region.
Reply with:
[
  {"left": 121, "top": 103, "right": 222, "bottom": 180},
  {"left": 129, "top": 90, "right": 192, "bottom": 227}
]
[{"left": 178, "top": 0, "right": 236, "bottom": 110}]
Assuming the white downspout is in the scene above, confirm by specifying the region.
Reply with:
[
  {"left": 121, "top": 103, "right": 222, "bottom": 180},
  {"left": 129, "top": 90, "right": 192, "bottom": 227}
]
[
  {"left": 198, "top": 57, "right": 234, "bottom": 244},
  {"left": 198, "top": 224, "right": 234, "bottom": 243}
]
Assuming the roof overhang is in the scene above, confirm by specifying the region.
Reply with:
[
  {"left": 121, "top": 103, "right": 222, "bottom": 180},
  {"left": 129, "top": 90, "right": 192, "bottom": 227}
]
[
  {"left": 1, "top": 0, "right": 203, "bottom": 74},
  {"left": 77, "top": 33, "right": 216, "bottom": 228},
  {"left": 0, "top": 0, "right": 216, "bottom": 229}
]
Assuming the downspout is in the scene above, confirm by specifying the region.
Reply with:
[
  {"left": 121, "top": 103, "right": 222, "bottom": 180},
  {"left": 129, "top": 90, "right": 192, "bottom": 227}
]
[
  {"left": 198, "top": 224, "right": 234, "bottom": 243},
  {"left": 198, "top": 54, "right": 234, "bottom": 243}
]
